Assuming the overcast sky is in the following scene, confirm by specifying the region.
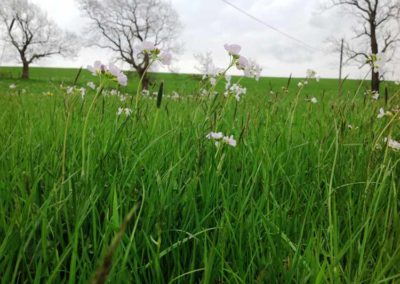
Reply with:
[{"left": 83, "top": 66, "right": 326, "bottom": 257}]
[{"left": 4, "top": 0, "right": 400, "bottom": 80}]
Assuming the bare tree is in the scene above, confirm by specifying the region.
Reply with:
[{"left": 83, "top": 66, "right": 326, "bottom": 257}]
[
  {"left": 0, "top": 0, "right": 79, "bottom": 79},
  {"left": 78, "top": 0, "right": 182, "bottom": 90},
  {"left": 330, "top": 0, "right": 400, "bottom": 93}
]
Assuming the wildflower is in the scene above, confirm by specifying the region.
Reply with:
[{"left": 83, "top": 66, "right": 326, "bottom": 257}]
[
  {"left": 210, "top": 77, "right": 217, "bottom": 86},
  {"left": 116, "top": 107, "right": 132, "bottom": 117},
  {"left": 117, "top": 73, "right": 128, "bottom": 86},
  {"left": 9, "top": 84, "right": 16, "bottom": 89},
  {"left": 109, "top": 63, "right": 128, "bottom": 86},
  {"left": 43, "top": 91, "right": 53, "bottom": 96},
  {"left": 236, "top": 56, "right": 249, "bottom": 70},
  {"left": 142, "top": 89, "right": 150, "bottom": 97},
  {"left": 171, "top": 91, "right": 180, "bottom": 99},
  {"left": 87, "top": 61, "right": 128, "bottom": 86},
  {"left": 87, "top": 60, "right": 105, "bottom": 75},
  {"left": 243, "top": 59, "right": 262, "bottom": 81},
  {"left": 66, "top": 86, "right": 74, "bottom": 95},
  {"left": 87, "top": 82, "right": 96, "bottom": 90},
  {"left": 222, "top": 135, "right": 237, "bottom": 147},
  {"left": 384, "top": 137, "right": 400, "bottom": 151},
  {"left": 79, "top": 87, "right": 86, "bottom": 99},
  {"left": 310, "top": 97, "right": 318, "bottom": 104},
  {"left": 372, "top": 91, "right": 379, "bottom": 100},
  {"left": 306, "top": 69, "right": 316, "bottom": 79},
  {"left": 140, "top": 41, "right": 158, "bottom": 53},
  {"left": 377, "top": 107, "right": 392, "bottom": 119},
  {"left": 297, "top": 82, "right": 303, "bottom": 88},
  {"left": 110, "top": 89, "right": 119, "bottom": 96},
  {"left": 207, "top": 131, "right": 237, "bottom": 147},
  {"left": 206, "top": 132, "right": 224, "bottom": 140},
  {"left": 225, "top": 83, "right": 246, "bottom": 102},
  {"left": 224, "top": 44, "right": 241, "bottom": 56},
  {"left": 160, "top": 51, "right": 172, "bottom": 65}
]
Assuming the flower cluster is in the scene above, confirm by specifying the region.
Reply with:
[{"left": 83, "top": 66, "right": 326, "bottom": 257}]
[
  {"left": 384, "top": 137, "right": 400, "bottom": 151},
  {"left": 206, "top": 132, "right": 237, "bottom": 147},
  {"left": 224, "top": 44, "right": 262, "bottom": 81},
  {"left": 139, "top": 41, "right": 172, "bottom": 66},
  {"left": 116, "top": 107, "right": 132, "bottom": 117},
  {"left": 224, "top": 83, "right": 247, "bottom": 102},
  {"left": 377, "top": 107, "right": 392, "bottom": 119},
  {"left": 87, "top": 61, "right": 128, "bottom": 86}
]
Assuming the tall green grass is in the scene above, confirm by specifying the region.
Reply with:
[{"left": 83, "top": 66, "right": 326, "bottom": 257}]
[{"left": 0, "top": 67, "right": 400, "bottom": 283}]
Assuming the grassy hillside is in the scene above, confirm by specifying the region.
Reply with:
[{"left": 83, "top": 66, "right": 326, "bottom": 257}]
[
  {"left": 0, "top": 66, "right": 400, "bottom": 283},
  {"left": 0, "top": 66, "right": 382, "bottom": 97}
]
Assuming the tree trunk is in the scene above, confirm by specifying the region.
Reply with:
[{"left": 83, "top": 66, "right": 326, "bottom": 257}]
[
  {"left": 370, "top": 18, "right": 380, "bottom": 93},
  {"left": 372, "top": 71, "right": 380, "bottom": 94},
  {"left": 138, "top": 69, "right": 150, "bottom": 91},
  {"left": 21, "top": 62, "right": 29, "bottom": 79}
]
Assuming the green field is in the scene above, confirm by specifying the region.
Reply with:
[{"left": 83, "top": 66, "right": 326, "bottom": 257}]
[{"left": 1, "top": 66, "right": 400, "bottom": 283}]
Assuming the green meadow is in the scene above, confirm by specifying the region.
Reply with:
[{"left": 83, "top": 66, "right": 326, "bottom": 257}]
[{"left": 1, "top": 66, "right": 400, "bottom": 283}]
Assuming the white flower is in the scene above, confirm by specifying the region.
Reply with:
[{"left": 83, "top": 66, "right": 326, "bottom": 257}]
[
  {"left": 171, "top": 91, "right": 180, "bottom": 99},
  {"left": 117, "top": 107, "right": 132, "bottom": 117},
  {"left": 372, "top": 91, "right": 380, "bottom": 100},
  {"left": 160, "top": 51, "right": 172, "bottom": 65},
  {"left": 223, "top": 135, "right": 237, "bottom": 147},
  {"left": 206, "top": 132, "right": 224, "bottom": 140},
  {"left": 9, "top": 84, "right": 16, "bottom": 89},
  {"left": 224, "top": 44, "right": 241, "bottom": 56},
  {"left": 377, "top": 107, "right": 385, "bottom": 119},
  {"left": 142, "top": 89, "right": 150, "bottom": 97},
  {"left": 226, "top": 83, "right": 246, "bottom": 101},
  {"left": 210, "top": 77, "right": 217, "bottom": 86},
  {"left": 243, "top": 59, "right": 262, "bottom": 81},
  {"left": 385, "top": 137, "right": 400, "bottom": 150},
  {"left": 306, "top": 69, "right": 316, "bottom": 79},
  {"left": 79, "top": 87, "right": 86, "bottom": 98},
  {"left": 310, "top": 97, "right": 318, "bottom": 104},
  {"left": 66, "top": 86, "right": 74, "bottom": 95},
  {"left": 297, "top": 82, "right": 303, "bottom": 88},
  {"left": 87, "top": 82, "right": 96, "bottom": 90}
]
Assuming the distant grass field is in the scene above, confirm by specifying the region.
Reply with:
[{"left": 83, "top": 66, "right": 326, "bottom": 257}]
[{"left": 1, "top": 66, "right": 400, "bottom": 283}]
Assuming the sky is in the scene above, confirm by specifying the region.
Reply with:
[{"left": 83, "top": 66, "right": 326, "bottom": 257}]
[{"left": 2, "top": 0, "right": 399, "bottom": 80}]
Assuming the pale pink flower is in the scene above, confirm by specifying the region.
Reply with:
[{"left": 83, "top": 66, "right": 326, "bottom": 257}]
[
  {"left": 224, "top": 44, "right": 241, "bottom": 56},
  {"left": 223, "top": 135, "right": 237, "bottom": 147},
  {"left": 117, "top": 73, "right": 128, "bottom": 86},
  {"left": 140, "top": 41, "right": 157, "bottom": 53},
  {"left": 160, "top": 51, "right": 172, "bottom": 65},
  {"left": 236, "top": 56, "right": 249, "bottom": 70}
]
